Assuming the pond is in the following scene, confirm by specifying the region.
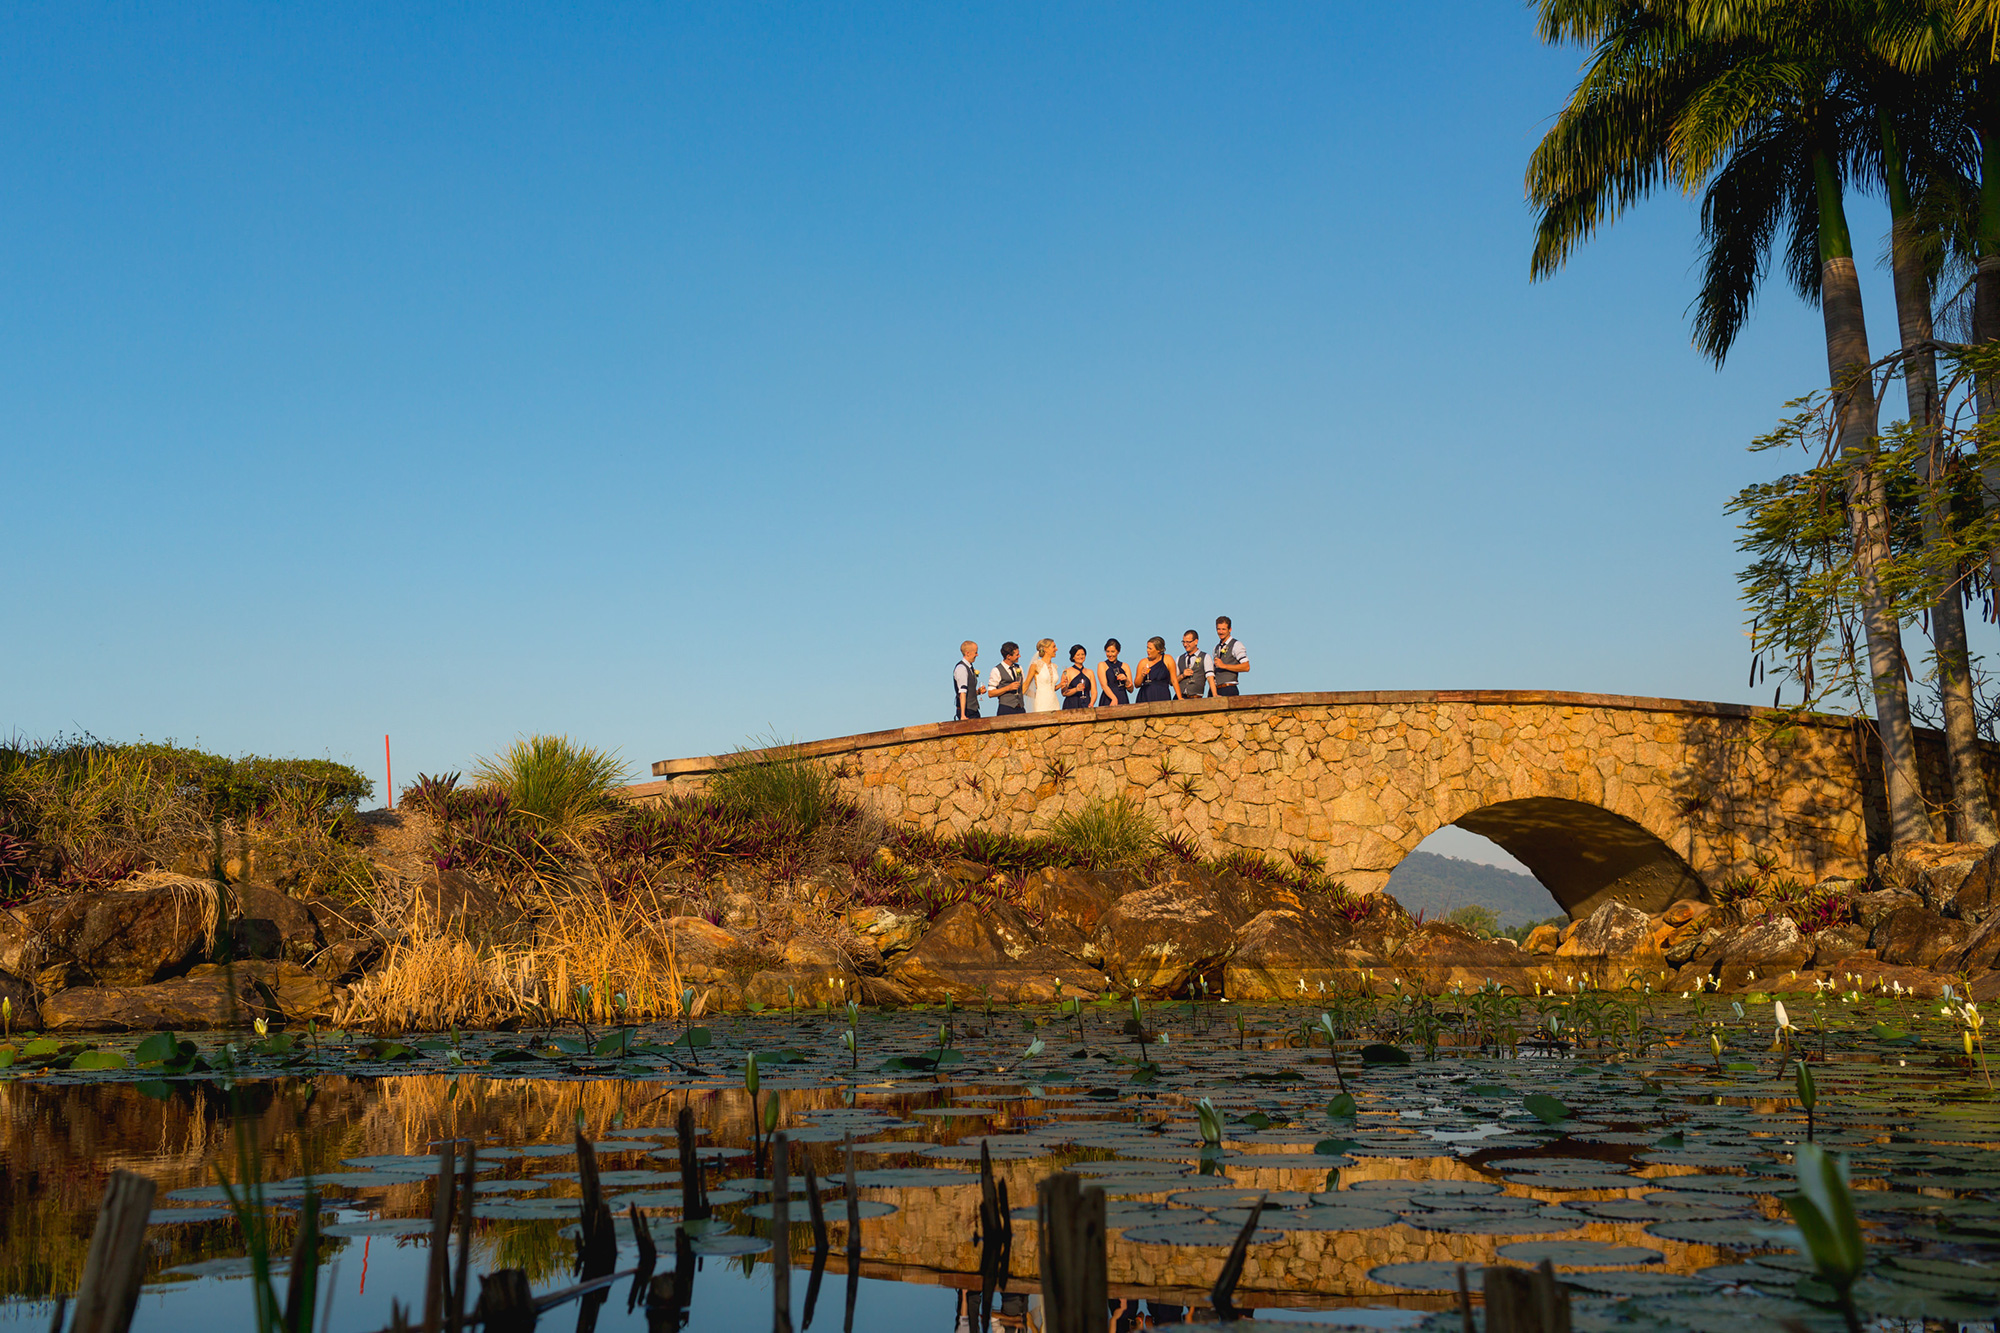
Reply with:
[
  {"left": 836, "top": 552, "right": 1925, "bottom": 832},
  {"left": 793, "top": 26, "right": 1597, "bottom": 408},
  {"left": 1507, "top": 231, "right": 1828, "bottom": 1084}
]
[{"left": 3, "top": 987, "right": 1999, "bottom": 1332}]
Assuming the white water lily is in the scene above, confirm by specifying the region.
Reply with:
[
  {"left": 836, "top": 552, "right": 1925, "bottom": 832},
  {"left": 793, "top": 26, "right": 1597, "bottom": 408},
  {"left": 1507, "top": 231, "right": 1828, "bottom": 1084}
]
[
  {"left": 253, "top": 1017, "right": 268, "bottom": 1037},
  {"left": 1774, "top": 1001, "right": 1792, "bottom": 1032}
]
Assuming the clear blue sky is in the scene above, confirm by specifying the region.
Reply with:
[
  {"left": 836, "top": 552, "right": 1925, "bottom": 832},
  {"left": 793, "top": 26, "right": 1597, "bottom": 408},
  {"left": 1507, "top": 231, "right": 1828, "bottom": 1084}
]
[{"left": 2, "top": 3, "right": 1956, "bottom": 825}]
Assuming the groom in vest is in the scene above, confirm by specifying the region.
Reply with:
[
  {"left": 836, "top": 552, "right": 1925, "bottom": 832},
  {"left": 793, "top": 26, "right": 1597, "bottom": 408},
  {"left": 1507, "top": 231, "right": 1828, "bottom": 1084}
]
[
  {"left": 1212, "top": 616, "right": 1249, "bottom": 697},
  {"left": 987, "top": 642, "right": 1026, "bottom": 717}
]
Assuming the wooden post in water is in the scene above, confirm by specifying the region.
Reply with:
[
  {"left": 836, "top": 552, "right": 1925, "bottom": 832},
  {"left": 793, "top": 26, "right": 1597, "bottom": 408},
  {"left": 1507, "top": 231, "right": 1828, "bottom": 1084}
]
[
  {"left": 771, "top": 1133, "right": 793, "bottom": 1333},
  {"left": 1482, "top": 1261, "right": 1571, "bottom": 1333},
  {"left": 71, "top": 1170, "right": 156, "bottom": 1333},
  {"left": 424, "top": 1146, "right": 457, "bottom": 1333},
  {"left": 1036, "top": 1173, "right": 1106, "bottom": 1333},
  {"left": 472, "top": 1271, "right": 537, "bottom": 1333}
]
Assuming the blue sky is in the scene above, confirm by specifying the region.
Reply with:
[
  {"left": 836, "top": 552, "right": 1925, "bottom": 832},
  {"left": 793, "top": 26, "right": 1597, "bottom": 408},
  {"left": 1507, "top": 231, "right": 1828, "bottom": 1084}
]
[{"left": 1, "top": 4, "right": 1957, "bottom": 860}]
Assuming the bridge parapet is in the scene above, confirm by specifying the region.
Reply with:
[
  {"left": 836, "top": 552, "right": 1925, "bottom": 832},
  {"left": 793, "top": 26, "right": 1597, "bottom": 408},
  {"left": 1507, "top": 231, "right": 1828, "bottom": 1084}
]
[{"left": 635, "top": 690, "right": 1987, "bottom": 917}]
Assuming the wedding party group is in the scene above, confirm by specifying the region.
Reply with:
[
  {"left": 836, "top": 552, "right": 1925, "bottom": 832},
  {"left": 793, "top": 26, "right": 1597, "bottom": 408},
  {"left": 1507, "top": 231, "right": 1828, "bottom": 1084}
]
[{"left": 950, "top": 616, "right": 1250, "bottom": 721}]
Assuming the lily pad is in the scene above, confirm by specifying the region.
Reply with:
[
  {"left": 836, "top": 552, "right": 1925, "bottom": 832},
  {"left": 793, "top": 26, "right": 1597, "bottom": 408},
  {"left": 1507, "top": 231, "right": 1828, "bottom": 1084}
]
[{"left": 1496, "top": 1240, "right": 1663, "bottom": 1267}]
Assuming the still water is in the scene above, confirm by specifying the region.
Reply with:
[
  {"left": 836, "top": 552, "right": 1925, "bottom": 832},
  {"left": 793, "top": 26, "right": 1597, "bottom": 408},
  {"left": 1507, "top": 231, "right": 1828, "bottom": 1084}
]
[{"left": 2, "top": 996, "right": 1997, "bottom": 1331}]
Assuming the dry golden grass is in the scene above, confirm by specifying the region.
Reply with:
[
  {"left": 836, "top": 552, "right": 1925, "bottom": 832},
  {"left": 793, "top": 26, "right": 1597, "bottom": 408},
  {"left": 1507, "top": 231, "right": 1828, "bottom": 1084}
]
[{"left": 339, "top": 879, "right": 708, "bottom": 1030}]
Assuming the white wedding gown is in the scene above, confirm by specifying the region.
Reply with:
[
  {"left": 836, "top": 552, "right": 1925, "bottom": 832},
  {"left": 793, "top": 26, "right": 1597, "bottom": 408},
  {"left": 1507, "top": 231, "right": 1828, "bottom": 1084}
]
[{"left": 1024, "top": 656, "right": 1063, "bottom": 712}]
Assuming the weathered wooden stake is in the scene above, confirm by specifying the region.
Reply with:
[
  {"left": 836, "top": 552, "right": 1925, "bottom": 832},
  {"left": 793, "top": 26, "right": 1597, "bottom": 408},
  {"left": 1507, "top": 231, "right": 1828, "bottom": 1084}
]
[
  {"left": 71, "top": 1171, "right": 155, "bottom": 1333},
  {"left": 450, "top": 1146, "right": 476, "bottom": 1333},
  {"left": 802, "top": 1155, "right": 828, "bottom": 1255},
  {"left": 842, "top": 1136, "right": 860, "bottom": 1333},
  {"left": 1036, "top": 1173, "right": 1107, "bottom": 1333},
  {"left": 472, "top": 1271, "right": 537, "bottom": 1333},
  {"left": 1456, "top": 1264, "right": 1474, "bottom": 1333},
  {"left": 575, "top": 1131, "right": 617, "bottom": 1281},
  {"left": 1482, "top": 1261, "right": 1571, "bottom": 1333},
  {"left": 626, "top": 1203, "right": 657, "bottom": 1314},
  {"left": 283, "top": 1187, "right": 323, "bottom": 1333},
  {"left": 676, "top": 1108, "right": 710, "bottom": 1221},
  {"left": 1208, "top": 1193, "right": 1265, "bottom": 1318},
  {"left": 424, "top": 1147, "right": 456, "bottom": 1333},
  {"left": 771, "top": 1133, "right": 794, "bottom": 1333}
]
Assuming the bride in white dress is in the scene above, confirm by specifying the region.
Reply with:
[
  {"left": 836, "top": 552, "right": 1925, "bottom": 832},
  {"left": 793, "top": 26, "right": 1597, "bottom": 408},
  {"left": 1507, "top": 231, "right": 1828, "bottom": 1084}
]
[{"left": 1022, "top": 638, "right": 1063, "bottom": 713}]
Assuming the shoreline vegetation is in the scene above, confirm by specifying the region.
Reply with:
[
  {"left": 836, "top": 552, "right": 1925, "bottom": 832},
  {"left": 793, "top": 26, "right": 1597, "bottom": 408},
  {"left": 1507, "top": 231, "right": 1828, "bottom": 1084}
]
[{"left": 1, "top": 731, "right": 1991, "bottom": 1037}]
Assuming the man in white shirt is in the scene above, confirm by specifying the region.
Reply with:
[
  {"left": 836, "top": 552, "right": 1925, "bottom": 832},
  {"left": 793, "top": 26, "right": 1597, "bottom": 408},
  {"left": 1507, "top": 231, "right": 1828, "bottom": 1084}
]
[
  {"left": 953, "top": 642, "right": 981, "bottom": 720},
  {"left": 987, "top": 641, "right": 1026, "bottom": 716},
  {"left": 1176, "top": 630, "right": 1208, "bottom": 700},
  {"left": 1211, "top": 617, "right": 1249, "bottom": 697}
]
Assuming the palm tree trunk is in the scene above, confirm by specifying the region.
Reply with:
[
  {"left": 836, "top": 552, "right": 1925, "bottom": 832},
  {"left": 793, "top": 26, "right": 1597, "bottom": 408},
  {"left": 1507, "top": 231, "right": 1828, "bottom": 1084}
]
[
  {"left": 1976, "top": 75, "right": 2000, "bottom": 651},
  {"left": 1884, "top": 113, "right": 1998, "bottom": 843},
  {"left": 1814, "top": 132, "right": 1931, "bottom": 846}
]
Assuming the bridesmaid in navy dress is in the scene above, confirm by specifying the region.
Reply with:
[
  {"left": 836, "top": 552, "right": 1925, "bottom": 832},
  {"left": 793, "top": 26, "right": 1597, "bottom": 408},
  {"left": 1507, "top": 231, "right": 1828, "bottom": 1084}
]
[
  {"left": 1096, "top": 639, "right": 1133, "bottom": 706},
  {"left": 1061, "top": 644, "right": 1094, "bottom": 709},
  {"left": 1134, "top": 636, "right": 1181, "bottom": 703}
]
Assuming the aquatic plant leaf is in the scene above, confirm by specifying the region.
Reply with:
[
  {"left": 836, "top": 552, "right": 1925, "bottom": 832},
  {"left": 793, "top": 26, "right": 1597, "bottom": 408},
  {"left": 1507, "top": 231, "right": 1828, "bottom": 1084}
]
[
  {"left": 1326, "top": 1093, "right": 1357, "bottom": 1119},
  {"left": 1402, "top": 1210, "right": 1581, "bottom": 1235},
  {"left": 1121, "top": 1218, "right": 1281, "bottom": 1245},
  {"left": 1523, "top": 1093, "right": 1569, "bottom": 1124},
  {"left": 69, "top": 1050, "right": 128, "bottom": 1071},
  {"left": 147, "top": 1207, "right": 233, "bottom": 1225},
  {"left": 744, "top": 1199, "right": 897, "bottom": 1221},
  {"left": 1368, "top": 1261, "right": 1479, "bottom": 1291},
  {"left": 849, "top": 1168, "right": 980, "bottom": 1188},
  {"left": 1360, "top": 1044, "right": 1409, "bottom": 1065},
  {"left": 323, "top": 1217, "right": 441, "bottom": 1237},
  {"left": 1496, "top": 1240, "right": 1663, "bottom": 1267}
]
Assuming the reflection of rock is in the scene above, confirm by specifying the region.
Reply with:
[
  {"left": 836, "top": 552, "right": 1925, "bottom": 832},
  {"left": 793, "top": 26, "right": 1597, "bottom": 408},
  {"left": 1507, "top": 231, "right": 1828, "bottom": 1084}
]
[
  {"left": 40, "top": 881, "right": 219, "bottom": 988},
  {"left": 1092, "top": 887, "right": 1238, "bottom": 997},
  {"left": 890, "top": 902, "right": 1102, "bottom": 1003}
]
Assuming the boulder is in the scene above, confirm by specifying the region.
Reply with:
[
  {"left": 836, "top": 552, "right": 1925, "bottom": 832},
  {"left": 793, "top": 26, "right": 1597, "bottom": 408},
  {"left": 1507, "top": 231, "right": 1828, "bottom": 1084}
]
[
  {"left": 41, "top": 968, "right": 263, "bottom": 1031},
  {"left": 1224, "top": 909, "right": 1351, "bottom": 1000},
  {"left": 1661, "top": 900, "right": 1711, "bottom": 928},
  {"left": 1662, "top": 920, "right": 1709, "bottom": 967},
  {"left": 743, "top": 969, "right": 848, "bottom": 1010},
  {"left": 40, "top": 881, "right": 219, "bottom": 986},
  {"left": 0, "top": 969, "right": 39, "bottom": 1030},
  {"left": 230, "top": 885, "right": 323, "bottom": 964},
  {"left": 1557, "top": 902, "right": 1654, "bottom": 958},
  {"left": 1808, "top": 922, "right": 1871, "bottom": 967},
  {"left": 844, "top": 906, "right": 927, "bottom": 957},
  {"left": 1521, "top": 924, "right": 1560, "bottom": 955},
  {"left": 1701, "top": 915, "right": 1811, "bottom": 989},
  {"left": 1870, "top": 905, "right": 1969, "bottom": 970},
  {"left": 1092, "top": 886, "right": 1238, "bottom": 997},
  {"left": 1955, "top": 850, "right": 2000, "bottom": 925},
  {"left": 658, "top": 917, "right": 759, "bottom": 985},
  {"left": 1025, "top": 867, "right": 1133, "bottom": 936},
  {"left": 1849, "top": 888, "right": 1922, "bottom": 928},
  {"left": 0, "top": 905, "right": 42, "bottom": 977},
  {"left": 890, "top": 902, "right": 1102, "bottom": 1004},
  {"left": 1875, "top": 842, "right": 1988, "bottom": 913},
  {"left": 225, "top": 961, "right": 347, "bottom": 1024},
  {"left": 1949, "top": 908, "right": 2000, "bottom": 975}
]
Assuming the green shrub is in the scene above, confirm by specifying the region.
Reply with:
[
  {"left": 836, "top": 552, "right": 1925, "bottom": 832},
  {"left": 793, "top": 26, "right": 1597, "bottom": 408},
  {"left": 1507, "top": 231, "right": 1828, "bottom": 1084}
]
[
  {"left": 708, "top": 739, "right": 846, "bottom": 838},
  {"left": 1441, "top": 903, "right": 1501, "bottom": 938},
  {"left": 1044, "top": 797, "right": 1161, "bottom": 871},
  {"left": 472, "top": 736, "right": 627, "bottom": 845}
]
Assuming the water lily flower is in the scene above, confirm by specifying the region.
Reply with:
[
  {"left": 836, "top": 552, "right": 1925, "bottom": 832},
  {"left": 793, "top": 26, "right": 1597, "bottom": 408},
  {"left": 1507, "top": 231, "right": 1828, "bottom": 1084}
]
[{"left": 1775, "top": 1001, "right": 1792, "bottom": 1032}]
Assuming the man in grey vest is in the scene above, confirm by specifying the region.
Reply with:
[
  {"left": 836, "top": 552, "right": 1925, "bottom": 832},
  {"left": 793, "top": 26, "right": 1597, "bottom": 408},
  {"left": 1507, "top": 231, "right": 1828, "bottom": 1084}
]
[
  {"left": 1211, "top": 616, "right": 1249, "bottom": 697},
  {"left": 1176, "top": 630, "right": 1208, "bottom": 700},
  {"left": 988, "top": 642, "right": 1026, "bottom": 715},
  {"left": 953, "top": 641, "right": 981, "bottom": 720}
]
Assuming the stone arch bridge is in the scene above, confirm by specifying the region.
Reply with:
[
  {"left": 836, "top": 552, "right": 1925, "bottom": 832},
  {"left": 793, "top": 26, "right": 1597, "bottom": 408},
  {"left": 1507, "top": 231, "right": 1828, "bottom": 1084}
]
[{"left": 632, "top": 690, "right": 1997, "bottom": 919}]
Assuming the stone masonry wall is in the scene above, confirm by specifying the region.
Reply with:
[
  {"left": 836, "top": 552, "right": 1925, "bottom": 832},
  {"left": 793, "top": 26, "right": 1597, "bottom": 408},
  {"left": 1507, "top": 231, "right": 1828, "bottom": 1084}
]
[{"left": 633, "top": 691, "right": 2000, "bottom": 906}]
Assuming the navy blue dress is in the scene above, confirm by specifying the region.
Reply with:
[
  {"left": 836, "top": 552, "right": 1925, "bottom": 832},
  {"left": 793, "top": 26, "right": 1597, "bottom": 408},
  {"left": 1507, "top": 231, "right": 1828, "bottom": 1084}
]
[
  {"left": 1061, "top": 664, "right": 1092, "bottom": 709},
  {"left": 1136, "top": 659, "right": 1174, "bottom": 703},
  {"left": 1099, "top": 660, "right": 1131, "bottom": 706}
]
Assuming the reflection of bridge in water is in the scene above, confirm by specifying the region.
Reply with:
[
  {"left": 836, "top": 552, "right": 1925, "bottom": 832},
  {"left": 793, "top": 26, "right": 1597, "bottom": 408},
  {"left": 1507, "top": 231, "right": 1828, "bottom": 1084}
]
[{"left": 640, "top": 690, "right": 2000, "bottom": 917}]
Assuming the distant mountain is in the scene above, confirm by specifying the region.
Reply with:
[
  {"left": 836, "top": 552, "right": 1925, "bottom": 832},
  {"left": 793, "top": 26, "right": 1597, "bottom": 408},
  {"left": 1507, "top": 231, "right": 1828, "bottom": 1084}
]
[{"left": 1382, "top": 851, "right": 1565, "bottom": 928}]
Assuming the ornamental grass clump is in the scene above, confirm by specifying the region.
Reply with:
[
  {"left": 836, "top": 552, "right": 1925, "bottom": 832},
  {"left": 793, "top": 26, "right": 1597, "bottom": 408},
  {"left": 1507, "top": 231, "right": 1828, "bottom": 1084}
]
[
  {"left": 472, "top": 735, "right": 627, "bottom": 848},
  {"left": 709, "top": 738, "right": 847, "bottom": 838},
  {"left": 1043, "top": 797, "right": 1160, "bottom": 871}
]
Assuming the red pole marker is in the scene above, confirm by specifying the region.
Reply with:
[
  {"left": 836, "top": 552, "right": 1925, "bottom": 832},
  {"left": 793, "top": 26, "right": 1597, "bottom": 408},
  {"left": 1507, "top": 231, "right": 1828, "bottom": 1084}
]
[{"left": 385, "top": 735, "right": 393, "bottom": 810}]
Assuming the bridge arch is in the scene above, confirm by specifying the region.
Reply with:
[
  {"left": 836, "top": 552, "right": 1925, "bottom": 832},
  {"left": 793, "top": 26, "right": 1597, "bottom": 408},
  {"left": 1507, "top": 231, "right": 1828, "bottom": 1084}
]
[{"left": 1406, "top": 798, "right": 1705, "bottom": 919}]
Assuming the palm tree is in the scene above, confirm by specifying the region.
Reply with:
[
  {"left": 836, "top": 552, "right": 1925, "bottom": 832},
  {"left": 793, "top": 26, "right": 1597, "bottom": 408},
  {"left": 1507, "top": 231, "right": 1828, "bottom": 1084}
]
[
  {"left": 1529, "top": 0, "right": 1934, "bottom": 846},
  {"left": 1871, "top": 70, "right": 1998, "bottom": 840}
]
